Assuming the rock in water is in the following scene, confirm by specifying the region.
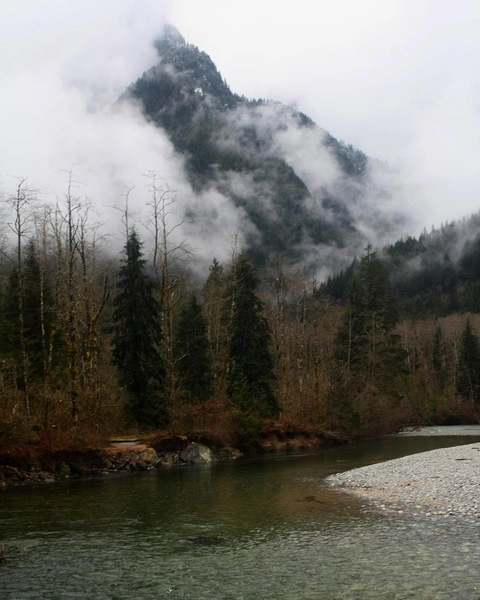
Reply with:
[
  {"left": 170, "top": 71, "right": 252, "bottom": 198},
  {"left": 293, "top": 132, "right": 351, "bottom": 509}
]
[
  {"left": 188, "top": 536, "right": 224, "bottom": 546},
  {"left": 180, "top": 443, "right": 215, "bottom": 465}
]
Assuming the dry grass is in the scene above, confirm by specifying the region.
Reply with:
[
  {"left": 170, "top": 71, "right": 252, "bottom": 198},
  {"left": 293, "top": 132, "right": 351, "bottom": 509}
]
[{"left": 0, "top": 424, "right": 108, "bottom": 470}]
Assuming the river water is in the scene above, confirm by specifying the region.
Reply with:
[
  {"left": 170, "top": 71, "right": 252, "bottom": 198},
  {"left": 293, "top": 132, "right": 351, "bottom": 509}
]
[{"left": 2, "top": 434, "right": 480, "bottom": 599}]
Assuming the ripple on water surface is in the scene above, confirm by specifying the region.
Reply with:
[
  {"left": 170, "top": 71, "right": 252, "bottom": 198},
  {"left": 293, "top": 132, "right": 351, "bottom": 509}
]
[
  {"left": 2, "top": 436, "right": 480, "bottom": 599},
  {"left": 3, "top": 516, "right": 479, "bottom": 599}
]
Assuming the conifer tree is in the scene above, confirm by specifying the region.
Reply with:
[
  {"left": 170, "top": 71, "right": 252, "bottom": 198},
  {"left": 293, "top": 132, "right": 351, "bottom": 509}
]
[
  {"left": 226, "top": 252, "right": 279, "bottom": 418},
  {"left": 2, "top": 240, "right": 53, "bottom": 382},
  {"left": 111, "top": 229, "right": 167, "bottom": 427},
  {"left": 203, "top": 258, "right": 227, "bottom": 392},
  {"left": 331, "top": 245, "right": 405, "bottom": 434},
  {"left": 335, "top": 244, "right": 399, "bottom": 376},
  {"left": 174, "top": 292, "right": 213, "bottom": 403},
  {"left": 456, "top": 320, "right": 480, "bottom": 404}
]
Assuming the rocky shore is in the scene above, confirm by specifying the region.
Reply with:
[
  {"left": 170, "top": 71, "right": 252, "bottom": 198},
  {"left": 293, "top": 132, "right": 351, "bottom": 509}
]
[
  {"left": 0, "top": 439, "right": 242, "bottom": 487},
  {"left": 0, "top": 427, "right": 332, "bottom": 487},
  {"left": 327, "top": 442, "right": 480, "bottom": 520}
]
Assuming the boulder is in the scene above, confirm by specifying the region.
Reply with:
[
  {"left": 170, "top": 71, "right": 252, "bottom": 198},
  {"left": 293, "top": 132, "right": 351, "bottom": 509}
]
[
  {"left": 180, "top": 443, "right": 216, "bottom": 465},
  {"left": 137, "top": 448, "right": 158, "bottom": 468},
  {"left": 102, "top": 458, "right": 114, "bottom": 470}
]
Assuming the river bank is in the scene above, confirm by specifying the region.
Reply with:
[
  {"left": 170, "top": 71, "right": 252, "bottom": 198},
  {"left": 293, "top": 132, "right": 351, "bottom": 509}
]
[
  {"left": 0, "top": 427, "right": 334, "bottom": 487},
  {"left": 327, "top": 436, "right": 480, "bottom": 521},
  {"left": 0, "top": 436, "right": 233, "bottom": 487},
  {"left": 3, "top": 430, "right": 480, "bottom": 599}
]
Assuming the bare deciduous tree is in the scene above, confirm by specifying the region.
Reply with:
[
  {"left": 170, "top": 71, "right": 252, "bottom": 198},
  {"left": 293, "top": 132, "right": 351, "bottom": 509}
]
[
  {"left": 5, "top": 178, "right": 38, "bottom": 418},
  {"left": 144, "top": 173, "right": 192, "bottom": 420}
]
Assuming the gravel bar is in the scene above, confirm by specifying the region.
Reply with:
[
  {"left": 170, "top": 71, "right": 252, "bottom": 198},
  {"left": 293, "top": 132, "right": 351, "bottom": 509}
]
[{"left": 327, "top": 442, "right": 480, "bottom": 520}]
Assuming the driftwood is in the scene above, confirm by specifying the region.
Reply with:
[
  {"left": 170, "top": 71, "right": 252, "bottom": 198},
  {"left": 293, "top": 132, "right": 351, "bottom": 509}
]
[{"left": 1, "top": 465, "right": 38, "bottom": 481}]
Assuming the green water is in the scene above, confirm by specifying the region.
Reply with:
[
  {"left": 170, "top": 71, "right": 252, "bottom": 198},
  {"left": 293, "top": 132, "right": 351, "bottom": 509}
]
[{"left": 1, "top": 435, "right": 480, "bottom": 599}]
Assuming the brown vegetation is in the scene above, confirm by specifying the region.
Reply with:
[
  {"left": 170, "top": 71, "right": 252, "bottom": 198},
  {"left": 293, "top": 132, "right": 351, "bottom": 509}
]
[{"left": 0, "top": 178, "right": 479, "bottom": 477}]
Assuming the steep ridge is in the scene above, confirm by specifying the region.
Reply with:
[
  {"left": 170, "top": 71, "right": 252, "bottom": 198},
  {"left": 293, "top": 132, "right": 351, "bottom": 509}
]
[{"left": 122, "top": 25, "right": 407, "bottom": 270}]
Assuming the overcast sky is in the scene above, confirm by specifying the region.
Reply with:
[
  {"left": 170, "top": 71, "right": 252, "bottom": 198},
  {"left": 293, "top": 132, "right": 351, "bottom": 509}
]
[{"left": 2, "top": 0, "right": 480, "bottom": 234}]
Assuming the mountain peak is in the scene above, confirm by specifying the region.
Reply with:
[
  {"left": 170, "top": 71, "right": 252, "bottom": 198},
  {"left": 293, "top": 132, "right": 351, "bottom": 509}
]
[
  {"left": 125, "top": 26, "right": 403, "bottom": 271},
  {"left": 154, "top": 24, "right": 186, "bottom": 55}
]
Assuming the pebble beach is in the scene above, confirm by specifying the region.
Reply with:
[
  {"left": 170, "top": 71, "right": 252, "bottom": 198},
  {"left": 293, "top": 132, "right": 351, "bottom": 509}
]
[{"left": 327, "top": 440, "right": 480, "bottom": 521}]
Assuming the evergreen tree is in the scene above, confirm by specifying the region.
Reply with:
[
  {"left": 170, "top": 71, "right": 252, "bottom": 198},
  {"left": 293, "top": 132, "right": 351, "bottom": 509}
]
[
  {"left": 335, "top": 244, "right": 399, "bottom": 376},
  {"left": 203, "top": 258, "right": 227, "bottom": 391},
  {"left": 111, "top": 230, "right": 167, "bottom": 427},
  {"left": 226, "top": 253, "right": 279, "bottom": 418},
  {"left": 331, "top": 245, "right": 405, "bottom": 434},
  {"left": 2, "top": 240, "right": 53, "bottom": 381},
  {"left": 456, "top": 320, "right": 480, "bottom": 404},
  {"left": 174, "top": 293, "right": 213, "bottom": 403}
]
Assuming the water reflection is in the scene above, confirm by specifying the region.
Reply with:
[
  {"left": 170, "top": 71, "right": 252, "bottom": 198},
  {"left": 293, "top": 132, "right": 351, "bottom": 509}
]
[{"left": 1, "top": 435, "right": 480, "bottom": 599}]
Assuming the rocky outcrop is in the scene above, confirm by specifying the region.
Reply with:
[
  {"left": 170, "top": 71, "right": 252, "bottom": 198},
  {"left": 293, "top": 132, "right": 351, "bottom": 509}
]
[
  {"left": 180, "top": 443, "right": 216, "bottom": 464},
  {"left": 1, "top": 429, "right": 331, "bottom": 487},
  {"left": 103, "top": 444, "right": 159, "bottom": 471},
  {"left": 0, "top": 440, "right": 219, "bottom": 487}
]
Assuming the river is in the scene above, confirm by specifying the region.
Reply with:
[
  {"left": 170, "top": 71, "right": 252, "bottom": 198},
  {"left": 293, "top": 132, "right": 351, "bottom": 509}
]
[{"left": 1, "top": 433, "right": 480, "bottom": 599}]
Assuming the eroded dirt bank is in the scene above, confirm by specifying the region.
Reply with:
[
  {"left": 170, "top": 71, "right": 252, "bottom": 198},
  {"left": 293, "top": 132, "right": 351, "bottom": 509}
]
[{"left": 0, "top": 428, "right": 337, "bottom": 487}]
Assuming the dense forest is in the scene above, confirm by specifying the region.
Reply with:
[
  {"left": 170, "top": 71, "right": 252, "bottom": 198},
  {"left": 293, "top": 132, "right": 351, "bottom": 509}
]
[
  {"left": 320, "top": 213, "right": 480, "bottom": 317},
  {"left": 1, "top": 176, "right": 479, "bottom": 456},
  {"left": 2, "top": 26, "right": 480, "bottom": 454}
]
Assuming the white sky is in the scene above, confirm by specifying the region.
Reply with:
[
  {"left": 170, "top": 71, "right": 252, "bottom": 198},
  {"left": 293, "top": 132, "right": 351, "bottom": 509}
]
[{"left": 1, "top": 0, "right": 480, "bottom": 234}]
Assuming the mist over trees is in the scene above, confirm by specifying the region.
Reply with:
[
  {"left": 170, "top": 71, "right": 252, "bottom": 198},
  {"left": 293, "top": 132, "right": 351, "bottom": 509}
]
[
  {"left": 1, "top": 174, "right": 480, "bottom": 449},
  {"left": 320, "top": 213, "right": 480, "bottom": 320},
  {"left": 121, "top": 25, "right": 410, "bottom": 276},
  {"left": 3, "top": 26, "right": 480, "bottom": 447}
]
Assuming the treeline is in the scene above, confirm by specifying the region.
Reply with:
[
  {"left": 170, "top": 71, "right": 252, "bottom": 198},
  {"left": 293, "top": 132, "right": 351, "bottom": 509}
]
[
  {"left": 1, "top": 179, "right": 479, "bottom": 448},
  {"left": 320, "top": 213, "right": 480, "bottom": 319}
]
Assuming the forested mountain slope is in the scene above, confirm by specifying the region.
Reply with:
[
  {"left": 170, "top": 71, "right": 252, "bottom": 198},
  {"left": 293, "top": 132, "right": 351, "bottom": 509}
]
[
  {"left": 122, "top": 25, "right": 407, "bottom": 270},
  {"left": 5, "top": 25, "right": 480, "bottom": 456},
  {"left": 320, "top": 212, "right": 480, "bottom": 318}
]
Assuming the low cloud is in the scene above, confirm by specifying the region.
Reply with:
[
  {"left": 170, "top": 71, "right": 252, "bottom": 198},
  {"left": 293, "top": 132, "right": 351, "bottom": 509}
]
[
  {"left": 4, "top": 1, "right": 480, "bottom": 281},
  {"left": 0, "top": 1, "right": 245, "bottom": 269}
]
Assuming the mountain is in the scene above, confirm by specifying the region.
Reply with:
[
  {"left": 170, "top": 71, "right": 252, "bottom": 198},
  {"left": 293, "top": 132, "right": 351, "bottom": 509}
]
[
  {"left": 318, "top": 211, "right": 480, "bottom": 319},
  {"left": 121, "top": 25, "right": 408, "bottom": 271}
]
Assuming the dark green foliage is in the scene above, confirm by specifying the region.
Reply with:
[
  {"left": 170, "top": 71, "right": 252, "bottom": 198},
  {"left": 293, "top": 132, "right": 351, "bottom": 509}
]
[
  {"left": 324, "top": 371, "right": 361, "bottom": 435},
  {"left": 460, "top": 236, "right": 480, "bottom": 280},
  {"left": 1, "top": 240, "right": 53, "bottom": 380},
  {"left": 174, "top": 293, "right": 213, "bottom": 403},
  {"left": 231, "top": 409, "right": 264, "bottom": 452},
  {"left": 456, "top": 320, "right": 480, "bottom": 404},
  {"left": 317, "top": 259, "right": 357, "bottom": 303},
  {"left": 335, "top": 245, "right": 399, "bottom": 375},
  {"left": 330, "top": 244, "right": 406, "bottom": 434},
  {"left": 226, "top": 253, "right": 279, "bottom": 418},
  {"left": 323, "top": 134, "right": 368, "bottom": 176},
  {"left": 121, "top": 25, "right": 372, "bottom": 268},
  {"left": 111, "top": 230, "right": 168, "bottom": 427},
  {"left": 202, "top": 259, "right": 227, "bottom": 388},
  {"left": 380, "top": 215, "right": 480, "bottom": 318}
]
